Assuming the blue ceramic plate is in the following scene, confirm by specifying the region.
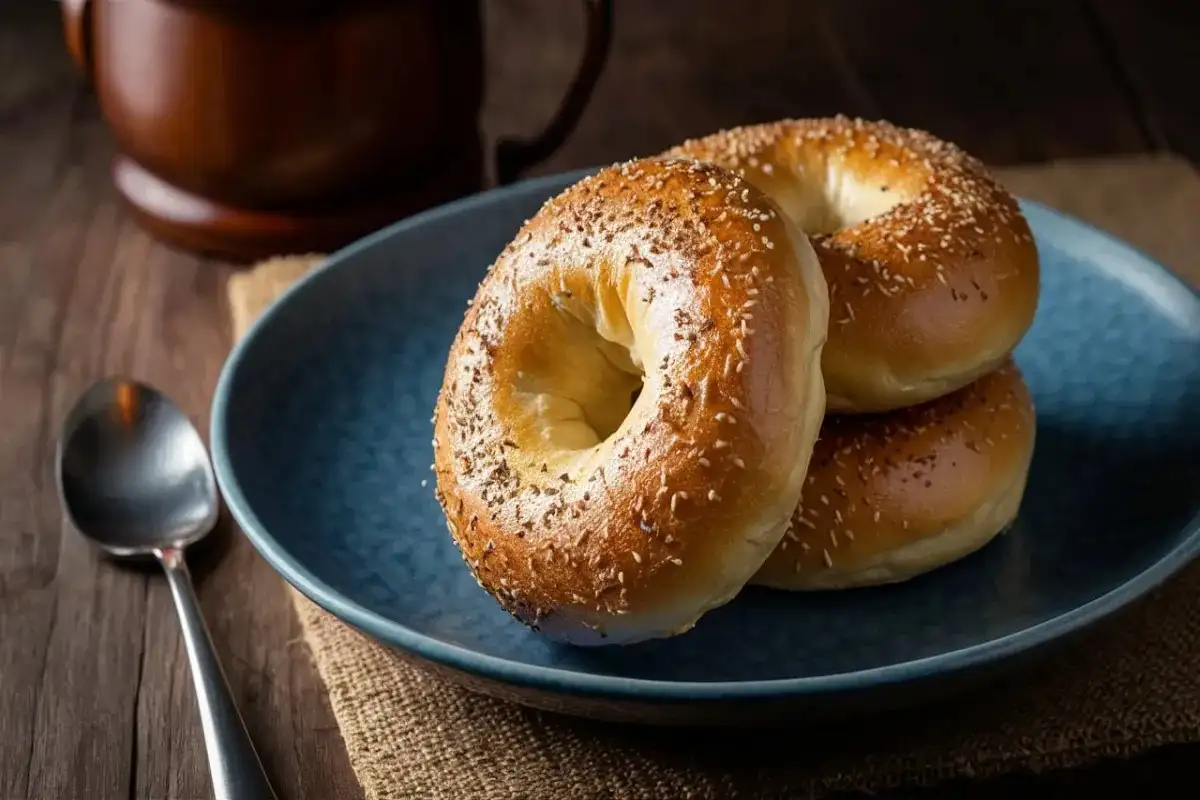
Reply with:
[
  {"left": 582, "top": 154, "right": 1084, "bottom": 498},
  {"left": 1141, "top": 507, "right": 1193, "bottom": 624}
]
[{"left": 212, "top": 169, "right": 1200, "bottom": 725}]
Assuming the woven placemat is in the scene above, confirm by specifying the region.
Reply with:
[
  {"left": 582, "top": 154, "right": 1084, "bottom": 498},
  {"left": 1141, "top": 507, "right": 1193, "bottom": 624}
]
[{"left": 227, "top": 155, "right": 1200, "bottom": 800}]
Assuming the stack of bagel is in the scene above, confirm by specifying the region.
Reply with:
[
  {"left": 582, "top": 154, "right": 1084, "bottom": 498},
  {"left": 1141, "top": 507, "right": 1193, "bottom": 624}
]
[{"left": 432, "top": 116, "right": 1039, "bottom": 646}]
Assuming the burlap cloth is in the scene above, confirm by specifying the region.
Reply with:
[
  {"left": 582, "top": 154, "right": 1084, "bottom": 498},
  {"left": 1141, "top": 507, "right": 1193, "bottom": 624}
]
[{"left": 226, "top": 155, "right": 1200, "bottom": 799}]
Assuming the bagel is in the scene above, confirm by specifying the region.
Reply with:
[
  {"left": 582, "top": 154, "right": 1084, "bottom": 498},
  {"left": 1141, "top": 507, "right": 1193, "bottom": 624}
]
[
  {"left": 752, "top": 359, "right": 1036, "bottom": 591},
  {"left": 665, "top": 116, "right": 1040, "bottom": 413},
  {"left": 432, "top": 157, "right": 829, "bottom": 645}
]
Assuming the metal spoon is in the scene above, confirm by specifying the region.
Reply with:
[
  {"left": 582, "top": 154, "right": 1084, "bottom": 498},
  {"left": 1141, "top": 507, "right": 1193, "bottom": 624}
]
[{"left": 56, "top": 377, "right": 278, "bottom": 800}]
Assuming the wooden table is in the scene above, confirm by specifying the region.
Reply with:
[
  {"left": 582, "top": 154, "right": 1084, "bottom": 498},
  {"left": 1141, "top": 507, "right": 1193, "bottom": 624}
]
[{"left": 1, "top": 1, "right": 1195, "bottom": 798}]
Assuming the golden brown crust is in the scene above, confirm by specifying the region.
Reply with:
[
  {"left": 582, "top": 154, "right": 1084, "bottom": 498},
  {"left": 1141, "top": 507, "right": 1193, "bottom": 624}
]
[
  {"left": 433, "top": 157, "right": 829, "bottom": 644},
  {"left": 666, "top": 116, "right": 1040, "bottom": 413},
  {"left": 752, "top": 359, "right": 1036, "bottom": 590}
]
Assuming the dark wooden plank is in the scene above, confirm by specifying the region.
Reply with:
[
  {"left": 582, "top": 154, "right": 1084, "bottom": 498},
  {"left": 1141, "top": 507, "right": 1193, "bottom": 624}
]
[
  {"left": 0, "top": 6, "right": 362, "bottom": 798},
  {"left": 819, "top": 0, "right": 1152, "bottom": 164},
  {"left": 0, "top": 105, "right": 127, "bottom": 800},
  {"left": 127, "top": 241, "right": 364, "bottom": 800},
  {"left": 0, "top": 146, "right": 367, "bottom": 800},
  {"left": 0, "top": 91, "right": 86, "bottom": 358},
  {"left": 22, "top": 523, "right": 146, "bottom": 800},
  {"left": 0, "top": 0, "right": 78, "bottom": 125},
  {"left": 0, "top": 0, "right": 87, "bottom": 364},
  {"left": 1089, "top": 0, "right": 1200, "bottom": 161}
]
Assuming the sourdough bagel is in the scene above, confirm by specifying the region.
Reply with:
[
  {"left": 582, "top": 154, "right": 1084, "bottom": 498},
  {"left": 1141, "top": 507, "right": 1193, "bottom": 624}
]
[
  {"left": 753, "top": 359, "right": 1036, "bottom": 590},
  {"left": 433, "top": 157, "right": 829, "bottom": 645},
  {"left": 666, "top": 117, "right": 1040, "bottom": 413}
]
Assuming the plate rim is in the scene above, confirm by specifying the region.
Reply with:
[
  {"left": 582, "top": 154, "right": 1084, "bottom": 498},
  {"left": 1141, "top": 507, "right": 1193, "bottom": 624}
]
[{"left": 211, "top": 168, "right": 1200, "bottom": 702}]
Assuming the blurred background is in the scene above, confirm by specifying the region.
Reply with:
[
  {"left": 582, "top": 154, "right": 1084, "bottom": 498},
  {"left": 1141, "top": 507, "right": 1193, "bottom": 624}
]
[
  {"left": 482, "top": 0, "right": 1191, "bottom": 171},
  {"left": 2, "top": 1, "right": 1192, "bottom": 240}
]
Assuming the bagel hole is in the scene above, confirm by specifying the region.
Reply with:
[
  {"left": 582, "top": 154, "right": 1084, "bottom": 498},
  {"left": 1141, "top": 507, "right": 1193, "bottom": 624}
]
[
  {"left": 514, "top": 292, "right": 645, "bottom": 450},
  {"left": 588, "top": 341, "right": 645, "bottom": 442},
  {"left": 779, "top": 164, "right": 909, "bottom": 234}
]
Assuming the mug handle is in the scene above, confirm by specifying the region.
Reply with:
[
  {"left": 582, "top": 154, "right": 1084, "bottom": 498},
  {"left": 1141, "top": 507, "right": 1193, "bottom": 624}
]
[
  {"left": 61, "top": 0, "right": 94, "bottom": 80},
  {"left": 494, "top": 0, "right": 614, "bottom": 185}
]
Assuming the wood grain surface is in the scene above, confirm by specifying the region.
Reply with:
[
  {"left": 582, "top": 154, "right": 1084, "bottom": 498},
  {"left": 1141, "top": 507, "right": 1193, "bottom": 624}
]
[{"left": 0, "top": 1, "right": 1194, "bottom": 798}]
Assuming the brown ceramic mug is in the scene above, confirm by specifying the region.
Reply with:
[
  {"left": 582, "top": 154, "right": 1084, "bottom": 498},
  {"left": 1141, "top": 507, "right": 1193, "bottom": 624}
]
[{"left": 61, "top": 0, "right": 613, "bottom": 261}]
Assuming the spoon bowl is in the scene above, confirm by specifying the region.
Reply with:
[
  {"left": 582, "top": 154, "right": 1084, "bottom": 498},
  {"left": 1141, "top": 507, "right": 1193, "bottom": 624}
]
[
  {"left": 58, "top": 378, "right": 218, "bottom": 555},
  {"left": 57, "top": 377, "right": 278, "bottom": 800}
]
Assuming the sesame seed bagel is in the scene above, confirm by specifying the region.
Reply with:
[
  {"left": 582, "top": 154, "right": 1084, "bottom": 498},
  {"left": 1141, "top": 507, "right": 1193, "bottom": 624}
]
[
  {"left": 665, "top": 116, "right": 1040, "bottom": 413},
  {"left": 433, "top": 157, "right": 829, "bottom": 646},
  {"left": 753, "top": 359, "right": 1036, "bottom": 591}
]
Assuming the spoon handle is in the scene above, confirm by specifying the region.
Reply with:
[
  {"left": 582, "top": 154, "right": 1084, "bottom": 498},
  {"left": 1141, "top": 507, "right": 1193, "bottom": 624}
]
[{"left": 157, "top": 547, "right": 280, "bottom": 800}]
